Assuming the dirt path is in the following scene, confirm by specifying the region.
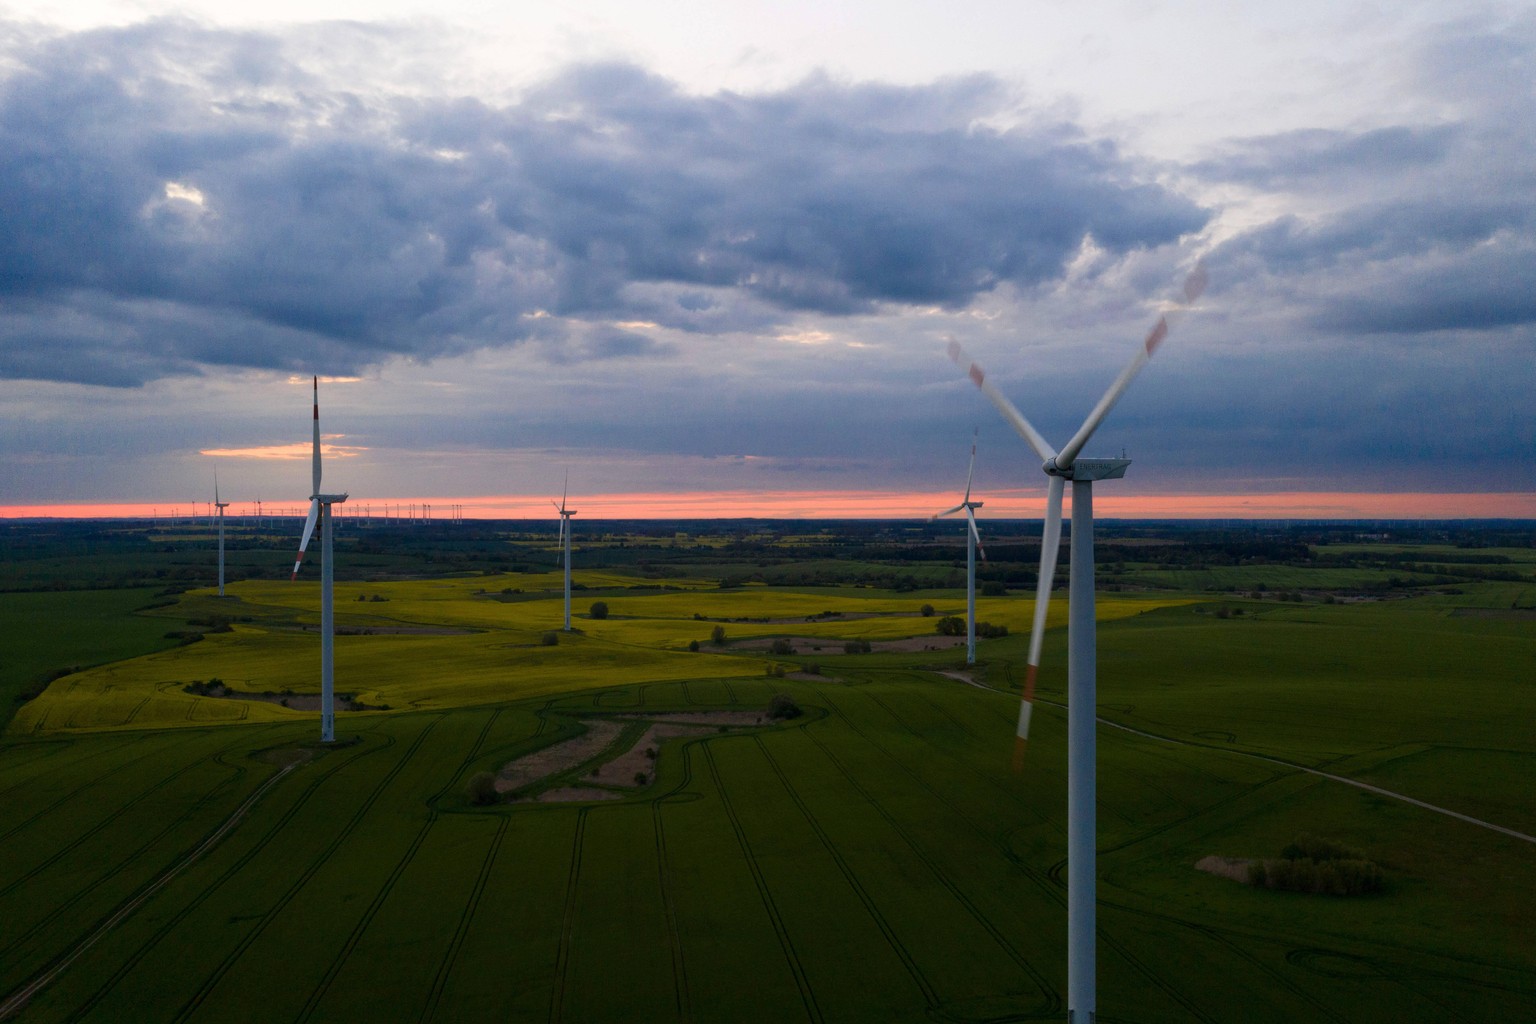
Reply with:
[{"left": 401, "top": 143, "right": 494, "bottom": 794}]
[{"left": 939, "top": 673, "right": 1536, "bottom": 847}]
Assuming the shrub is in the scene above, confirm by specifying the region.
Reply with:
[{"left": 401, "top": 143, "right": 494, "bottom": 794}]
[
  {"left": 804, "top": 663, "right": 820, "bottom": 675},
  {"left": 634, "top": 772, "right": 649, "bottom": 785},
  {"left": 769, "top": 638, "right": 796, "bottom": 655},
  {"left": 540, "top": 631, "right": 559, "bottom": 646},
  {"left": 687, "top": 639, "right": 700, "bottom": 652},
  {"left": 980, "top": 581, "right": 1008, "bottom": 596},
  {"left": 1281, "top": 833, "right": 1367, "bottom": 863},
  {"left": 466, "top": 771, "right": 499, "bottom": 806},
  {"left": 589, "top": 601, "right": 609, "bottom": 620},
  {"left": 711, "top": 625, "right": 727, "bottom": 645},
  {"left": 975, "top": 621, "right": 1009, "bottom": 639},
  {"left": 843, "top": 639, "right": 872, "bottom": 654},
  {"left": 767, "top": 694, "right": 802, "bottom": 720},
  {"left": 919, "top": 603, "right": 935, "bottom": 617},
  {"left": 935, "top": 616, "right": 966, "bottom": 637}
]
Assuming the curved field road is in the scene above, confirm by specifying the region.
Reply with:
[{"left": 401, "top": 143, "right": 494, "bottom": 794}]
[
  {"left": 941, "top": 671, "right": 1536, "bottom": 847},
  {"left": 0, "top": 760, "right": 301, "bottom": 1021}
]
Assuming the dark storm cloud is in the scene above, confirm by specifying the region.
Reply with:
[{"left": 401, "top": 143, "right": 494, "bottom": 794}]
[{"left": 0, "top": 18, "right": 1207, "bottom": 386}]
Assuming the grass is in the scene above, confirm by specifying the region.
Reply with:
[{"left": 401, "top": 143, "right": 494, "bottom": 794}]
[
  {"left": 0, "top": 588, "right": 189, "bottom": 733},
  {"left": 1, "top": 565, "right": 1534, "bottom": 1021}
]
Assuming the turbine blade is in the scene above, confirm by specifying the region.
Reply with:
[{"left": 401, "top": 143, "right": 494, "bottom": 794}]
[
  {"left": 311, "top": 376, "right": 322, "bottom": 497},
  {"left": 214, "top": 468, "right": 220, "bottom": 505},
  {"left": 1056, "top": 263, "right": 1207, "bottom": 470},
  {"left": 291, "top": 499, "right": 320, "bottom": 579},
  {"left": 1013, "top": 475, "right": 1064, "bottom": 771},
  {"left": 931, "top": 502, "right": 966, "bottom": 521},
  {"left": 947, "top": 339, "right": 1056, "bottom": 463},
  {"left": 967, "top": 508, "right": 986, "bottom": 562},
  {"left": 963, "top": 428, "right": 978, "bottom": 503}
]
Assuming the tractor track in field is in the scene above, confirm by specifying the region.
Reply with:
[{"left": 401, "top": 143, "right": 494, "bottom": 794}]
[
  {"left": 421, "top": 815, "right": 509, "bottom": 1024},
  {"left": 801, "top": 727, "right": 1060, "bottom": 1015},
  {"left": 0, "top": 739, "right": 81, "bottom": 790},
  {"left": 0, "top": 758, "right": 256, "bottom": 973},
  {"left": 167, "top": 722, "right": 439, "bottom": 1024},
  {"left": 701, "top": 743, "right": 823, "bottom": 1024},
  {"left": 298, "top": 708, "right": 506, "bottom": 1023},
  {"left": 60, "top": 739, "right": 381, "bottom": 1023},
  {"left": 294, "top": 810, "right": 442, "bottom": 1023},
  {"left": 651, "top": 789, "right": 692, "bottom": 1023},
  {"left": 1104, "top": 901, "right": 1351, "bottom": 1024},
  {"left": 0, "top": 750, "right": 234, "bottom": 905},
  {"left": 943, "top": 672, "right": 1536, "bottom": 848},
  {"left": 548, "top": 807, "right": 588, "bottom": 1024},
  {"left": 122, "top": 696, "right": 154, "bottom": 726},
  {"left": 0, "top": 730, "right": 210, "bottom": 846},
  {"left": 930, "top": 675, "right": 1511, "bottom": 1019},
  {"left": 370, "top": 709, "right": 503, "bottom": 1024},
  {"left": 0, "top": 756, "right": 300, "bottom": 1023},
  {"left": 854, "top": 686, "right": 1047, "bottom": 824},
  {"left": 0, "top": 754, "right": 262, "bottom": 968},
  {"left": 752, "top": 735, "right": 939, "bottom": 1011},
  {"left": 814, "top": 686, "right": 1069, "bottom": 915}
]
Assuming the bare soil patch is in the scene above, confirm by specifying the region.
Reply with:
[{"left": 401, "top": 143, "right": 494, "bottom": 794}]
[
  {"left": 497, "top": 710, "right": 783, "bottom": 802},
  {"left": 496, "top": 719, "right": 624, "bottom": 793},
  {"left": 1196, "top": 855, "right": 1253, "bottom": 883},
  {"left": 190, "top": 686, "right": 386, "bottom": 712},
  {"left": 724, "top": 634, "right": 966, "bottom": 654}
]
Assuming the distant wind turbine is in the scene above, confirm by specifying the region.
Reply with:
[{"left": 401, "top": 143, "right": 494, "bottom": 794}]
[
  {"left": 931, "top": 429, "right": 986, "bottom": 665},
  {"left": 948, "top": 263, "right": 1207, "bottom": 1024},
  {"left": 290, "top": 377, "right": 348, "bottom": 744},
  {"left": 213, "top": 471, "right": 229, "bottom": 598},
  {"left": 554, "top": 479, "right": 576, "bottom": 631}
]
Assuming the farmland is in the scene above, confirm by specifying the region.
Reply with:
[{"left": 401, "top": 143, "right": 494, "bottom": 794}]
[{"left": 2, "top": 519, "right": 1534, "bottom": 1022}]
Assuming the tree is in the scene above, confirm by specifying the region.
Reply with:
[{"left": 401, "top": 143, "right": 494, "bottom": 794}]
[
  {"left": 589, "top": 601, "right": 609, "bottom": 620},
  {"left": 919, "top": 603, "right": 935, "bottom": 617},
  {"left": 768, "top": 694, "right": 802, "bottom": 719},
  {"left": 935, "top": 616, "right": 966, "bottom": 637},
  {"left": 466, "top": 771, "right": 499, "bottom": 806},
  {"left": 710, "top": 624, "right": 727, "bottom": 645}
]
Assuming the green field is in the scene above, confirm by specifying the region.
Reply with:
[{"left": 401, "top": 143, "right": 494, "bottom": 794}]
[{"left": 2, "top": 534, "right": 1534, "bottom": 1022}]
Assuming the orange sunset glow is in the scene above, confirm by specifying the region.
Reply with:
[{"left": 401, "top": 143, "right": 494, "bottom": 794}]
[{"left": 4, "top": 490, "right": 1533, "bottom": 521}]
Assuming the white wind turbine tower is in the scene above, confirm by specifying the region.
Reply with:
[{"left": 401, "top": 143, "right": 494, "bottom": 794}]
[
  {"left": 554, "top": 480, "right": 576, "bottom": 631},
  {"left": 931, "top": 430, "right": 986, "bottom": 665},
  {"left": 949, "top": 263, "right": 1206, "bottom": 1024},
  {"left": 213, "top": 471, "right": 230, "bottom": 598},
  {"left": 290, "top": 376, "right": 348, "bottom": 743}
]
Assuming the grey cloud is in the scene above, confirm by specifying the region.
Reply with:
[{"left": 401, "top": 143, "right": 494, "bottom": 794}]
[
  {"left": 1204, "top": 20, "right": 1536, "bottom": 340},
  {"left": 1193, "top": 126, "right": 1461, "bottom": 190},
  {"left": 0, "top": 20, "right": 1207, "bottom": 386}
]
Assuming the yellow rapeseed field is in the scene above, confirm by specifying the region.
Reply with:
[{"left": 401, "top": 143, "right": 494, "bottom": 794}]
[{"left": 9, "top": 570, "right": 1190, "bottom": 735}]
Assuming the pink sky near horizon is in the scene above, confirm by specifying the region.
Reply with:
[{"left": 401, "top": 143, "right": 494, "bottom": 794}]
[{"left": 3, "top": 490, "right": 1534, "bottom": 521}]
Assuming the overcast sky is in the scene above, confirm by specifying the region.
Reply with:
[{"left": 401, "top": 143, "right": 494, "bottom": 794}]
[{"left": 1, "top": 0, "right": 1533, "bottom": 516}]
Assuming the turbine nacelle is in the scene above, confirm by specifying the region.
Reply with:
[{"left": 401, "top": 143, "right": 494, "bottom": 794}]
[{"left": 1042, "top": 457, "right": 1131, "bottom": 481}]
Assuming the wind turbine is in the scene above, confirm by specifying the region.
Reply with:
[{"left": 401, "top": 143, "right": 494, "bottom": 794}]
[
  {"left": 213, "top": 471, "right": 229, "bottom": 597},
  {"left": 290, "top": 376, "right": 348, "bottom": 744},
  {"left": 948, "top": 263, "right": 1206, "bottom": 1024},
  {"left": 553, "top": 480, "right": 576, "bottom": 631},
  {"left": 931, "top": 430, "right": 987, "bottom": 665}
]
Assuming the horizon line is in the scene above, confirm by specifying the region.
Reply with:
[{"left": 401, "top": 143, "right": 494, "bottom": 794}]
[{"left": 3, "top": 489, "right": 1535, "bottom": 521}]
